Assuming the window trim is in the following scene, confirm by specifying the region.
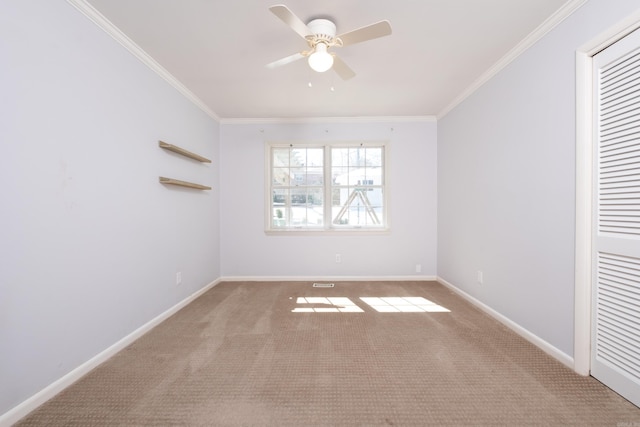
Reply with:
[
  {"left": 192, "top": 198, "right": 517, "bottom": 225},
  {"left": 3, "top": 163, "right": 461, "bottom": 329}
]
[{"left": 265, "top": 140, "right": 390, "bottom": 234}]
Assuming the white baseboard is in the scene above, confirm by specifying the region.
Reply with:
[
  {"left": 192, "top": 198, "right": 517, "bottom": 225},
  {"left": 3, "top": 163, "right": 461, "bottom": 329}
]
[
  {"left": 219, "top": 275, "right": 438, "bottom": 282},
  {"left": 0, "top": 279, "right": 221, "bottom": 427},
  {"left": 436, "top": 277, "right": 575, "bottom": 370}
]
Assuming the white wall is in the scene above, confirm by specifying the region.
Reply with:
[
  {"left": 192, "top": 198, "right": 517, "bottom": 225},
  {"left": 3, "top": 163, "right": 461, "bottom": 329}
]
[
  {"left": 220, "top": 121, "right": 437, "bottom": 278},
  {"left": 437, "top": 0, "right": 640, "bottom": 359},
  {"left": 0, "top": 0, "right": 219, "bottom": 416}
]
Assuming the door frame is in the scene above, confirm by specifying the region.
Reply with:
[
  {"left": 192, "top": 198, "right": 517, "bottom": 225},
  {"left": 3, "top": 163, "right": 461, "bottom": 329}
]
[{"left": 574, "top": 11, "right": 640, "bottom": 376}]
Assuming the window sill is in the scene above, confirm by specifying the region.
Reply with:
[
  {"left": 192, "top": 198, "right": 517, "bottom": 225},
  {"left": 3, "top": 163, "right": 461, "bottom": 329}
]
[{"left": 265, "top": 228, "right": 390, "bottom": 236}]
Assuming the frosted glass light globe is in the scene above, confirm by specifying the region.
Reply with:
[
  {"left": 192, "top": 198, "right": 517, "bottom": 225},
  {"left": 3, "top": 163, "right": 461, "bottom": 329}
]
[{"left": 308, "top": 43, "right": 333, "bottom": 73}]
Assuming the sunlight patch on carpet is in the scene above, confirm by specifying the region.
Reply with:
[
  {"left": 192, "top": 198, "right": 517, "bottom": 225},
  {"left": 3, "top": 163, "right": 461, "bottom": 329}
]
[
  {"left": 290, "top": 296, "right": 450, "bottom": 313},
  {"left": 360, "top": 297, "right": 450, "bottom": 313},
  {"left": 292, "top": 297, "right": 364, "bottom": 313}
]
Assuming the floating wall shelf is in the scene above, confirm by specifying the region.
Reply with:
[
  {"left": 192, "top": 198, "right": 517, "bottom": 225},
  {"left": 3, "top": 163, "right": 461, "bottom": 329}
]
[
  {"left": 159, "top": 140, "right": 211, "bottom": 163},
  {"left": 158, "top": 140, "right": 211, "bottom": 190},
  {"left": 159, "top": 176, "right": 211, "bottom": 190}
]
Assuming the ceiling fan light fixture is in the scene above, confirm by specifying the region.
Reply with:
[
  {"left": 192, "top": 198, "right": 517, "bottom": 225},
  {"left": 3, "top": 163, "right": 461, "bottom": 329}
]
[{"left": 308, "top": 43, "right": 333, "bottom": 72}]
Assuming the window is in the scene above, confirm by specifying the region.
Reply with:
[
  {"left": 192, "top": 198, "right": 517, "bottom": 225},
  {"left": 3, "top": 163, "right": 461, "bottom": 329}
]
[{"left": 267, "top": 142, "right": 387, "bottom": 232}]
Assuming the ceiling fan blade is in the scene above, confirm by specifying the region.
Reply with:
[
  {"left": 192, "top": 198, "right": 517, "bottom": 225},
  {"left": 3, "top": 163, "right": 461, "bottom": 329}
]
[
  {"left": 269, "top": 4, "right": 313, "bottom": 39},
  {"left": 337, "top": 20, "right": 392, "bottom": 47},
  {"left": 332, "top": 55, "right": 356, "bottom": 80},
  {"left": 266, "top": 52, "right": 305, "bottom": 69}
]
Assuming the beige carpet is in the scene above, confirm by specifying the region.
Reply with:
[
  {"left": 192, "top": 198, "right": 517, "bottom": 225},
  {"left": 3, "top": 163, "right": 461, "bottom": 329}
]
[{"left": 16, "top": 281, "right": 640, "bottom": 426}]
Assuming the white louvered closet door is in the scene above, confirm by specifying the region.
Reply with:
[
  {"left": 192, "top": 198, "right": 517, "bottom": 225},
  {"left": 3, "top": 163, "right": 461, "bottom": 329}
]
[{"left": 592, "top": 27, "right": 640, "bottom": 408}]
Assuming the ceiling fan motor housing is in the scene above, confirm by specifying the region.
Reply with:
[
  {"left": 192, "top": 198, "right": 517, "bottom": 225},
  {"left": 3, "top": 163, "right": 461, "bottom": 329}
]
[{"left": 307, "top": 18, "right": 336, "bottom": 39}]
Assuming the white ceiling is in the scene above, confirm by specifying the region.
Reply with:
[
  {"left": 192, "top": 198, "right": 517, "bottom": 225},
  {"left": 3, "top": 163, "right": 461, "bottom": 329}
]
[{"left": 81, "top": 0, "right": 578, "bottom": 120}]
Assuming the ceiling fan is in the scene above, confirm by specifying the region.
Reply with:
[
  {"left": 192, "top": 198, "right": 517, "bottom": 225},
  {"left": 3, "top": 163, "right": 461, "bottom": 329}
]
[{"left": 266, "top": 4, "right": 392, "bottom": 80}]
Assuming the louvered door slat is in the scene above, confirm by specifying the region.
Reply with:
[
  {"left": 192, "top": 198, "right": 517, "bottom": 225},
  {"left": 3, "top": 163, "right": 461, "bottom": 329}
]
[
  {"left": 600, "top": 54, "right": 640, "bottom": 105},
  {"left": 598, "top": 293, "right": 640, "bottom": 318},
  {"left": 599, "top": 188, "right": 640, "bottom": 197},
  {"left": 598, "top": 52, "right": 640, "bottom": 236},
  {"left": 601, "top": 102, "right": 640, "bottom": 128},
  {"left": 601, "top": 84, "right": 640, "bottom": 110},
  {"left": 601, "top": 96, "right": 640, "bottom": 122},
  {"left": 597, "top": 322, "right": 640, "bottom": 361},
  {"left": 602, "top": 79, "right": 640, "bottom": 101},
  {"left": 601, "top": 109, "right": 638, "bottom": 131},
  {"left": 595, "top": 253, "right": 640, "bottom": 383},
  {"left": 600, "top": 52, "right": 640, "bottom": 81},
  {"left": 593, "top": 27, "right": 640, "bottom": 408},
  {"left": 598, "top": 315, "right": 640, "bottom": 347}
]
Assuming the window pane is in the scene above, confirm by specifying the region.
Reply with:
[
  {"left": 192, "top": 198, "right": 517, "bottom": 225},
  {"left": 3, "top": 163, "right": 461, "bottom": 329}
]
[
  {"left": 330, "top": 145, "right": 385, "bottom": 228},
  {"left": 331, "top": 187, "right": 383, "bottom": 226},
  {"left": 272, "top": 188, "right": 288, "bottom": 228},
  {"left": 272, "top": 188, "right": 288, "bottom": 205},
  {"left": 269, "top": 144, "right": 385, "bottom": 231},
  {"left": 290, "top": 148, "right": 307, "bottom": 166},
  {"left": 272, "top": 206, "right": 287, "bottom": 227},
  {"left": 272, "top": 167, "right": 290, "bottom": 186},
  {"left": 304, "top": 148, "right": 324, "bottom": 167},
  {"left": 291, "top": 187, "right": 323, "bottom": 227},
  {"left": 307, "top": 166, "right": 324, "bottom": 185},
  {"left": 291, "top": 167, "right": 306, "bottom": 185},
  {"left": 350, "top": 147, "right": 366, "bottom": 167},
  {"left": 332, "top": 166, "right": 348, "bottom": 186},
  {"left": 332, "top": 148, "right": 349, "bottom": 167},
  {"left": 367, "top": 166, "right": 383, "bottom": 184},
  {"left": 272, "top": 148, "right": 290, "bottom": 167},
  {"left": 270, "top": 146, "right": 325, "bottom": 229},
  {"left": 291, "top": 187, "right": 307, "bottom": 205},
  {"left": 365, "top": 148, "right": 383, "bottom": 167}
]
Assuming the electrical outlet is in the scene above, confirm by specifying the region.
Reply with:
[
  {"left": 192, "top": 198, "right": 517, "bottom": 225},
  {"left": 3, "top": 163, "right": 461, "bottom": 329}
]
[
  {"left": 176, "top": 271, "right": 182, "bottom": 285},
  {"left": 335, "top": 254, "right": 341, "bottom": 263},
  {"left": 416, "top": 264, "right": 422, "bottom": 273},
  {"left": 477, "top": 270, "right": 483, "bottom": 284}
]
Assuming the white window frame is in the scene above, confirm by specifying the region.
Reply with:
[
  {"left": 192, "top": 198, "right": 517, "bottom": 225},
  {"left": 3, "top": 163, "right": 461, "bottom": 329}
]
[{"left": 265, "top": 141, "right": 389, "bottom": 234}]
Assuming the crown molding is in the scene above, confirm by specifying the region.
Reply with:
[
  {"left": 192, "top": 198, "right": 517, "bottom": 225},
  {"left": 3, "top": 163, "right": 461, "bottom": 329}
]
[
  {"left": 436, "top": 0, "right": 587, "bottom": 120},
  {"left": 67, "top": 0, "right": 586, "bottom": 124},
  {"left": 219, "top": 115, "right": 437, "bottom": 125},
  {"left": 66, "top": 0, "right": 220, "bottom": 122}
]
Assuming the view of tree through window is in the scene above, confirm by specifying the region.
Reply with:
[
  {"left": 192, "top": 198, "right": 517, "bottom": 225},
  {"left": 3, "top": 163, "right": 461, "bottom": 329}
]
[{"left": 269, "top": 143, "right": 386, "bottom": 231}]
